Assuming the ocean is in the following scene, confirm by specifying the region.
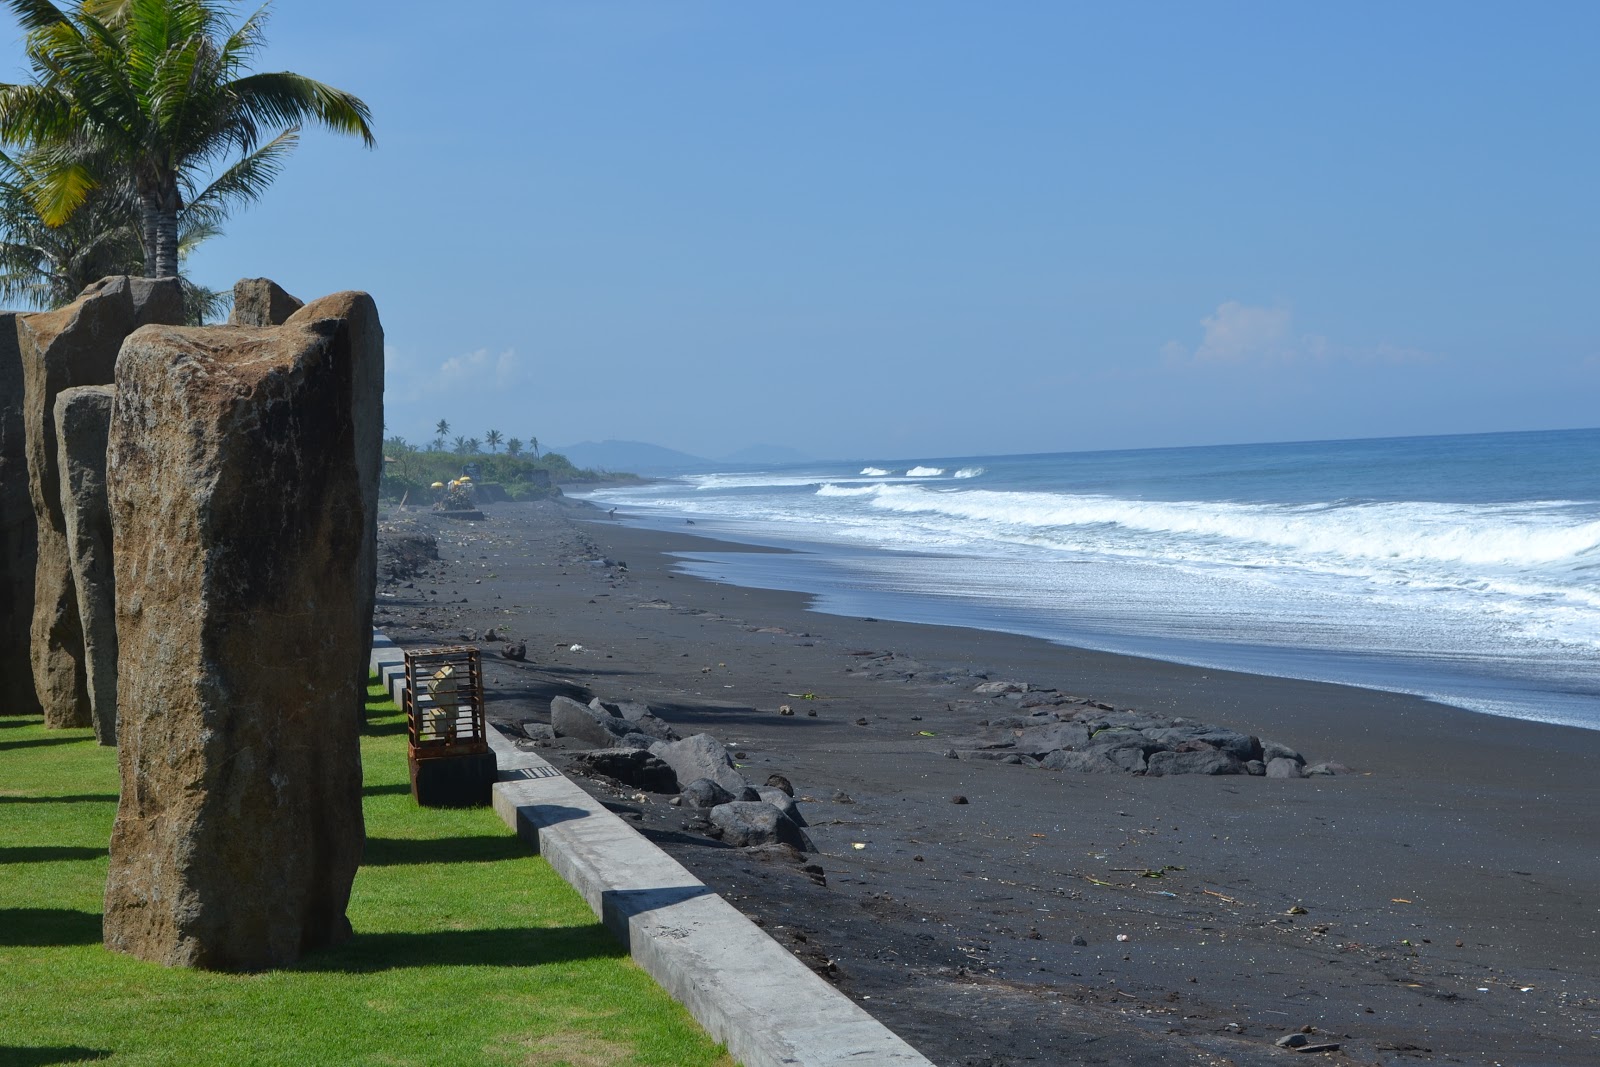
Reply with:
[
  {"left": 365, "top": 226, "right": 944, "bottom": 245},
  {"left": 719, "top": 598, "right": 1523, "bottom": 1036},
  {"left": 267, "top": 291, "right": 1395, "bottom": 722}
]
[{"left": 576, "top": 428, "right": 1600, "bottom": 731}]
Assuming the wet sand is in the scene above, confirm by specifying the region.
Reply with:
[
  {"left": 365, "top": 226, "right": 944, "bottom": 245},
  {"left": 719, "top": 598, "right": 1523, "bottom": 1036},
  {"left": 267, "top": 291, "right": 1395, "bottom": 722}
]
[{"left": 375, "top": 498, "right": 1600, "bottom": 1066}]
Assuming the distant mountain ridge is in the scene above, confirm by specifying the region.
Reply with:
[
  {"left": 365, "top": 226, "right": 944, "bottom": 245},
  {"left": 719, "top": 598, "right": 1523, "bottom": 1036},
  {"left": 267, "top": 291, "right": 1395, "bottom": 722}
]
[{"left": 555, "top": 439, "right": 811, "bottom": 474}]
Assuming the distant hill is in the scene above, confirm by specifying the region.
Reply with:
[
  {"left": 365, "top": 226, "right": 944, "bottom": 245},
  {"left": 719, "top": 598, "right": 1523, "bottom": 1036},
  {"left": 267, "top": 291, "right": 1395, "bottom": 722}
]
[
  {"left": 554, "top": 440, "right": 712, "bottom": 474},
  {"left": 555, "top": 439, "right": 815, "bottom": 474}
]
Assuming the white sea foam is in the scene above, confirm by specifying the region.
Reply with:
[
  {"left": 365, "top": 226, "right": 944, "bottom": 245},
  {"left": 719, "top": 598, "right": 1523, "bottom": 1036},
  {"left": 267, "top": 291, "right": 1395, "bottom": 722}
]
[
  {"left": 905, "top": 466, "right": 945, "bottom": 477},
  {"left": 954, "top": 466, "right": 985, "bottom": 478},
  {"left": 860, "top": 466, "right": 890, "bottom": 476}
]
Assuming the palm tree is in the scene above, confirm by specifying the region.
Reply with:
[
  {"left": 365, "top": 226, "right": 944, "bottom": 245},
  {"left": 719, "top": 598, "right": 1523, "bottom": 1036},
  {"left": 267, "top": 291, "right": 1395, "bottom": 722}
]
[
  {"left": 1, "top": 142, "right": 225, "bottom": 319},
  {"left": 506, "top": 438, "right": 522, "bottom": 457},
  {"left": 0, "top": 0, "right": 374, "bottom": 278},
  {"left": 529, "top": 435, "right": 540, "bottom": 459},
  {"left": 435, "top": 418, "right": 450, "bottom": 439},
  {"left": 465, "top": 437, "right": 481, "bottom": 455},
  {"left": 484, "top": 429, "right": 502, "bottom": 453},
  {"left": 452, "top": 435, "right": 468, "bottom": 456}
]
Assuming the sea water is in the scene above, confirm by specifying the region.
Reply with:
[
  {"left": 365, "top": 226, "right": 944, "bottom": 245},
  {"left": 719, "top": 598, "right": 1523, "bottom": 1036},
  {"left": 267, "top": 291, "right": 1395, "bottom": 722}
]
[{"left": 577, "top": 429, "right": 1600, "bottom": 730}]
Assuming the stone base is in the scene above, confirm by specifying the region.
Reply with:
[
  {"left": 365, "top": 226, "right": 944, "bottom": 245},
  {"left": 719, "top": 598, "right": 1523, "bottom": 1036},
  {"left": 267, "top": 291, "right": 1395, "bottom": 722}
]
[{"left": 409, "top": 749, "right": 498, "bottom": 807}]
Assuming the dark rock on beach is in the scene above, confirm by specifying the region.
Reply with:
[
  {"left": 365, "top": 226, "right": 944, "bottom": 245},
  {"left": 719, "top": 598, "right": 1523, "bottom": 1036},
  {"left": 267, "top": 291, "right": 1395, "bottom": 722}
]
[{"left": 709, "top": 800, "right": 813, "bottom": 851}]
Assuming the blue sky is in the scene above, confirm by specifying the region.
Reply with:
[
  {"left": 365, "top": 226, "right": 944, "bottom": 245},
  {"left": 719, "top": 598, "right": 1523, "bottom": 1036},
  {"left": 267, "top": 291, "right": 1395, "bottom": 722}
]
[{"left": 11, "top": 2, "right": 1597, "bottom": 461}]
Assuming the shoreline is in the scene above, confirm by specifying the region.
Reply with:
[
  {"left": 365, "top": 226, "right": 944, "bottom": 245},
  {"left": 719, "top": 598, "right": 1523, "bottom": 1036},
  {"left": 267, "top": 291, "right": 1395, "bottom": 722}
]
[
  {"left": 377, "top": 499, "right": 1600, "bottom": 1066},
  {"left": 570, "top": 493, "right": 1600, "bottom": 734}
]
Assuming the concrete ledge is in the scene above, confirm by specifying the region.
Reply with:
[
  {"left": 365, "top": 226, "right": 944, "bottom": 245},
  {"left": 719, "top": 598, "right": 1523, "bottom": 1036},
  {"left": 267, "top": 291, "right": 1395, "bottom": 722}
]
[{"left": 369, "top": 630, "right": 932, "bottom": 1067}]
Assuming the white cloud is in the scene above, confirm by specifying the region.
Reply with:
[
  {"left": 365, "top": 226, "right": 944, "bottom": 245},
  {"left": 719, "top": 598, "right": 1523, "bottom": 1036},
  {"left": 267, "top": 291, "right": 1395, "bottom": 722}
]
[
  {"left": 1164, "top": 302, "right": 1435, "bottom": 367},
  {"left": 436, "top": 347, "right": 524, "bottom": 390}
]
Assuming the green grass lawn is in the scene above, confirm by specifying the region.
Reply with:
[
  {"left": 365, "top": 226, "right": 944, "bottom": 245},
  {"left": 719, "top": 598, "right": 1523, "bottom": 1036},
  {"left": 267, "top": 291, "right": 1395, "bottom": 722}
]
[{"left": 0, "top": 684, "right": 733, "bottom": 1067}]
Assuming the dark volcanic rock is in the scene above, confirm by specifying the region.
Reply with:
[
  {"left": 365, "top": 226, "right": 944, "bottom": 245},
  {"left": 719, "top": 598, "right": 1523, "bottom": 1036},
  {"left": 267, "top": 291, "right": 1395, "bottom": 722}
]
[
  {"left": 589, "top": 697, "right": 679, "bottom": 741},
  {"left": 709, "top": 801, "right": 813, "bottom": 851},
  {"left": 650, "top": 733, "right": 751, "bottom": 795},
  {"left": 1193, "top": 729, "right": 1263, "bottom": 762},
  {"left": 568, "top": 747, "right": 678, "bottom": 793},
  {"left": 550, "top": 695, "right": 635, "bottom": 747},
  {"left": 680, "top": 777, "right": 736, "bottom": 809},
  {"left": 1040, "top": 749, "right": 1123, "bottom": 774},
  {"left": 21, "top": 276, "right": 182, "bottom": 727},
  {"left": 1262, "top": 740, "right": 1305, "bottom": 765},
  {"left": 756, "top": 786, "right": 807, "bottom": 825},
  {"left": 103, "top": 306, "right": 378, "bottom": 970},
  {"left": 1146, "top": 749, "right": 1245, "bottom": 776},
  {"left": 1266, "top": 757, "right": 1304, "bottom": 779},
  {"left": 53, "top": 386, "right": 116, "bottom": 744},
  {"left": 1013, "top": 721, "right": 1093, "bottom": 754},
  {"left": 0, "top": 312, "right": 42, "bottom": 717}
]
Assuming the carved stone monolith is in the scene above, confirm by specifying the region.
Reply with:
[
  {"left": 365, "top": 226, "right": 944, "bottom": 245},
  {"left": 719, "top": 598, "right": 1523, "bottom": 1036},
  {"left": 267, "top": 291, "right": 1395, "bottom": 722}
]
[
  {"left": 228, "top": 277, "right": 303, "bottom": 326},
  {"left": 103, "top": 300, "right": 380, "bottom": 970},
  {"left": 0, "top": 313, "right": 43, "bottom": 717},
  {"left": 20, "top": 276, "right": 183, "bottom": 727},
  {"left": 54, "top": 385, "right": 116, "bottom": 744}
]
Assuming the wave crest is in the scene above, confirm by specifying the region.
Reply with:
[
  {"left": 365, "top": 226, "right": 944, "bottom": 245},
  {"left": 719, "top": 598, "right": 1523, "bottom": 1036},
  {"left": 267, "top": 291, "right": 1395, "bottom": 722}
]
[{"left": 905, "top": 466, "right": 945, "bottom": 477}]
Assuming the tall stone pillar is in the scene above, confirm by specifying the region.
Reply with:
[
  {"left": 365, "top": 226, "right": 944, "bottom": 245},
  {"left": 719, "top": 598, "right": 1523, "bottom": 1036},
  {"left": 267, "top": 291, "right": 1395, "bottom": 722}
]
[
  {"left": 104, "top": 299, "right": 381, "bottom": 971},
  {"left": 55, "top": 386, "right": 117, "bottom": 744},
  {"left": 0, "top": 313, "right": 43, "bottom": 717},
  {"left": 19, "top": 276, "right": 182, "bottom": 727}
]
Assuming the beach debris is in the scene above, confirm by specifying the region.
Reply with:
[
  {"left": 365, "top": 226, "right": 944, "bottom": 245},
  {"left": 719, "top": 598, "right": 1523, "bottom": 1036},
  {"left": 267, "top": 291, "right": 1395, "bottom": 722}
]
[
  {"left": 854, "top": 717, "right": 869, "bottom": 726},
  {"left": 807, "top": 709, "right": 817, "bottom": 717},
  {"left": 830, "top": 790, "right": 854, "bottom": 804},
  {"left": 1392, "top": 897, "right": 1413, "bottom": 904},
  {"left": 1286, "top": 905, "right": 1309, "bottom": 915},
  {"left": 1072, "top": 935, "right": 1088, "bottom": 946},
  {"left": 951, "top": 795, "right": 969, "bottom": 804},
  {"left": 852, "top": 842, "right": 867, "bottom": 850},
  {"left": 779, "top": 704, "right": 794, "bottom": 715},
  {"left": 568, "top": 643, "right": 585, "bottom": 652},
  {"left": 501, "top": 641, "right": 526, "bottom": 661},
  {"left": 1116, "top": 933, "right": 1130, "bottom": 942},
  {"left": 1203, "top": 889, "right": 1244, "bottom": 904}
]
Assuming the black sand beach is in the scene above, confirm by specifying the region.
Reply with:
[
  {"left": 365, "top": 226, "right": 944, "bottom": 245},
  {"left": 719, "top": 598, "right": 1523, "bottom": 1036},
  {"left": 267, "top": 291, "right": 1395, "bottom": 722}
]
[{"left": 375, "top": 498, "right": 1600, "bottom": 1066}]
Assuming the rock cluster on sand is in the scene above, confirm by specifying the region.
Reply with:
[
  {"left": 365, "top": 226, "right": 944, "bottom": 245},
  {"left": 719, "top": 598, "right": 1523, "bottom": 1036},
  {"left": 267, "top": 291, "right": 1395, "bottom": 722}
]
[
  {"left": 944, "top": 678, "right": 1347, "bottom": 778},
  {"left": 102, "top": 292, "right": 380, "bottom": 970},
  {"left": 534, "top": 695, "right": 815, "bottom": 851}
]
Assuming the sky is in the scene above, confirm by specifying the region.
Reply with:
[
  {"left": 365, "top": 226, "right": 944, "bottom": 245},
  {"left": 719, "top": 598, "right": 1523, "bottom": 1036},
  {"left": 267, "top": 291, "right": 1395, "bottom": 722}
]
[{"left": 8, "top": 2, "right": 1598, "bottom": 462}]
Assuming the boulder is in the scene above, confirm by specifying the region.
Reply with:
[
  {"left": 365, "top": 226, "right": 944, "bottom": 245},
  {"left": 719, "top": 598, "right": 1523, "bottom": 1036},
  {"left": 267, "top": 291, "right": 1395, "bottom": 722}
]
[
  {"left": 589, "top": 697, "right": 678, "bottom": 741},
  {"left": 1261, "top": 740, "right": 1305, "bottom": 765},
  {"left": 227, "top": 277, "right": 303, "bottom": 327},
  {"left": 1265, "top": 757, "right": 1304, "bottom": 779},
  {"left": 550, "top": 695, "right": 634, "bottom": 747},
  {"left": 53, "top": 386, "right": 116, "bottom": 744},
  {"left": 649, "top": 733, "right": 750, "bottom": 796},
  {"left": 102, "top": 307, "right": 377, "bottom": 971},
  {"left": 680, "top": 777, "right": 736, "bottom": 809},
  {"left": 1193, "top": 729, "right": 1263, "bottom": 762},
  {"left": 1088, "top": 741, "right": 1150, "bottom": 773},
  {"left": 284, "top": 293, "right": 382, "bottom": 694},
  {"left": 20, "top": 276, "right": 182, "bottom": 727},
  {"left": 1304, "top": 762, "right": 1350, "bottom": 777},
  {"left": 756, "top": 786, "right": 806, "bottom": 826},
  {"left": 1145, "top": 749, "right": 1245, "bottom": 776},
  {"left": 567, "top": 747, "right": 678, "bottom": 793},
  {"left": 0, "top": 313, "right": 42, "bottom": 717},
  {"left": 1013, "top": 721, "right": 1092, "bottom": 755},
  {"left": 973, "top": 680, "right": 1029, "bottom": 695},
  {"left": 709, "top": 801, "right": 814, "bottom": 851},
  {"left": 1040, "top": 749, "right": 1123, "bottom": 774}
]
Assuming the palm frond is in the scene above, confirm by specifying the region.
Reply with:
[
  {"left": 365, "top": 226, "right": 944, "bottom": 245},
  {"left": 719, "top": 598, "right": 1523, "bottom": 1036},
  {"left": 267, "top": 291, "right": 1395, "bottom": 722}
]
[
  {"left": 230, "top": 71, "right": 375, "bottom": 148},
  {"left": 184, "top": 124, "right": 296, "bottom": 218}
]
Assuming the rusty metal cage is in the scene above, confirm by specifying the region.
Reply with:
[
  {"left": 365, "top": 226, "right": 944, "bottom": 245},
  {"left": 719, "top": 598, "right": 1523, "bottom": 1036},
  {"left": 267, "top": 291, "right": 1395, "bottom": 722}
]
[{"left": 402, "top": 646, "right": 495, "bottom": 806}]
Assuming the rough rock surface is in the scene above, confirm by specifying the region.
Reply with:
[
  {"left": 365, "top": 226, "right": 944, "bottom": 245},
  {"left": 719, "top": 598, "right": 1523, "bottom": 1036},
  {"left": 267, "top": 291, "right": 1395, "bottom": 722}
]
[
  {"left": 103, "top": 309, "right": 378, "bottom": 970},
  {"left": 54, "top": 386, "right": 116, "bottom": 744},
  {"left": 0, "top": 313, "right": 42, "bottom": 717},
  {"left": 649, "top": 732, "right": 752, "bottom": 796},
  {"left": 285, "top": 292, "right": 382, "bottom": 680},
  {"left": 566, "top": 747, "right": 678, "bottom": 792},
  {"left": 227, "top": 277, "right": 303, "bottom": 327},
  {"left": 709, "top": 800, "right": 814, "bottom": 851},
  {"left": 551, "top": 694, "right": 635, "bottom": 747},
  {"left": 589, "top": 697, "right": 679, "bottom": 741},
  {"left": 680, "top": 777, "right": 736, "bottom": 809},
  {"left": 20, "top": 276, "right": 182, "bottom": 727}
]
